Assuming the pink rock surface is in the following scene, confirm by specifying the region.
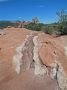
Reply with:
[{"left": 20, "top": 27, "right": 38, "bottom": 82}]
[{"left": 0, "top": 28, "right": 67, "bottom": 90}]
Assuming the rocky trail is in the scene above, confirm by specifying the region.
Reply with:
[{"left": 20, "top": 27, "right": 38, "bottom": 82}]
[{"left": 0, "top": 27, "right": 67, "bottom": 90}]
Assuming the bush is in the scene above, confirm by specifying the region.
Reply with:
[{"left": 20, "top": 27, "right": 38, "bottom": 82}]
[
  {"left": 24, "top": 23, "right": 44, "bottom": 31},
  {"left": 59, "top": 26, "right": 67, "bottom": 35},
  {"left": 42, "top": 26, "right": 56, "bottom": 35}
]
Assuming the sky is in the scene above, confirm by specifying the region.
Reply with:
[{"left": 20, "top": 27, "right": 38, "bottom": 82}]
[{"left": 0, "top": 0, "right": 67, "bottom": 23}]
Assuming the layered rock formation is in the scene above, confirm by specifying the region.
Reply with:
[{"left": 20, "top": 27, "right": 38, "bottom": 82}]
[
  {"left": 0, "top": 27, "right": 67, "bottom": 90},
  {"left": 38, "top": 33, "right": 67, "bottom": 90}
]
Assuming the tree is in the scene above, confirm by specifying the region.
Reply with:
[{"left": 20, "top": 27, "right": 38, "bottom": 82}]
[
  {"left": 32, "top": 17, "right": 39, "bottom": 24},
  {"left": 57, "top": 9, "right": 67, "bottom": 23}
]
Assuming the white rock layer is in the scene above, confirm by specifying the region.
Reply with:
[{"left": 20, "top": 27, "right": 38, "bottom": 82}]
[{"left": 33, "top": 36, "right": 47, "bottom": 75}]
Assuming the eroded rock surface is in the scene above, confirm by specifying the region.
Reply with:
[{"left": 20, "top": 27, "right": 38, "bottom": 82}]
[
  {"left": 13, "top": 32, "right": 35, "bottom": 74},
  {"left": 0, "top": 28, "right": 67, "bottom": 90},
  {"left": 38, "top": 33, "right": 67, "bottom": 90}
]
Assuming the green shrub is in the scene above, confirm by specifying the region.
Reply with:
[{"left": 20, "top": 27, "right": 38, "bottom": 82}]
[
  {"left": 42, "top": 26, "right": 55, "bottom": 35},
  {"left": 59, "top": 26, "right": 67, "bottom": 35},
  {"left": 24, "top": 23, "right": 44, "bottom": 31}
]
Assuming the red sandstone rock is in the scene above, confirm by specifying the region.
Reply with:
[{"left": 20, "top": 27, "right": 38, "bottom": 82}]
[
  {"left": 38, "top": 32, "right": 67, "bottom": 90},
  {"left": 0, "top": 28, "right": 67, "bottom": 90}
]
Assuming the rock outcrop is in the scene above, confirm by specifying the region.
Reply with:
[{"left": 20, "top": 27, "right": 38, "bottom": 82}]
[
  {"left": 38, "top": 33, "right": 67, "bottom": 90},
  {"left": 13, "top": 32, "right": 34, "bottom": 74},
  {"left": 33, "top": 36, "right": 48, "bottom": 75},
  {"left": 0, "top": 27, "right": 67, "bottom": 90},
  {"left": 13, "top": 31, "right": 67, "bottom": 90}
]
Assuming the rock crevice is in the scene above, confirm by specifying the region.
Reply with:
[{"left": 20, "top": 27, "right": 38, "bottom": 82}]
[
  {"left": 13, "top": 32, "right": 34, "bottom": 74},
  {"left": 13, "top": 33, "right": 47, "bottom": 76}
]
